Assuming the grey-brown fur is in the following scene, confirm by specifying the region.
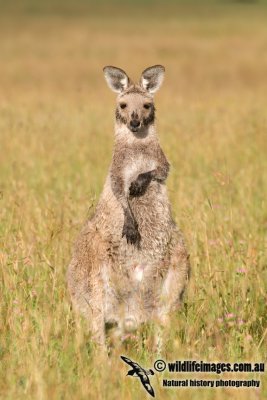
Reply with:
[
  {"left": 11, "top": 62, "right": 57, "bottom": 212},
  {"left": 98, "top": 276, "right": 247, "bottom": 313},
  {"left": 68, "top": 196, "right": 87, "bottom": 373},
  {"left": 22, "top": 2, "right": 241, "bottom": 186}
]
[{"left": 67, "top": 65, "right": 190, "bottom": 348}]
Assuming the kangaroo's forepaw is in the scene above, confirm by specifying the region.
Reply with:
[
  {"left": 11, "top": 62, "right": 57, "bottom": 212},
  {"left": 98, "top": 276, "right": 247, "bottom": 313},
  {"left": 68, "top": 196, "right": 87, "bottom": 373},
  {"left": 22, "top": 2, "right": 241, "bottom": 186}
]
[
  {"left": 122, "top": 219, "right": 141, "bottom": 246},
  {"left": 129, "top": 172, "right": 152, "bottom": 197}
]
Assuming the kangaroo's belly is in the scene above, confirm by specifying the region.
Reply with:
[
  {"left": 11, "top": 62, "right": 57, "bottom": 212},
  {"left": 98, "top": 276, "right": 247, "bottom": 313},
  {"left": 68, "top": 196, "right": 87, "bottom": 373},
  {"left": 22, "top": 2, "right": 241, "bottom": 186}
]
[
  {"left": 123, "top": 183, "right": 172, "bottom": 259},
  {"left": 102, "top": 257, "right": 168, "bottom": 327},
  {"left": 130, "top": 181, "right": 172, "bottom": 242}
]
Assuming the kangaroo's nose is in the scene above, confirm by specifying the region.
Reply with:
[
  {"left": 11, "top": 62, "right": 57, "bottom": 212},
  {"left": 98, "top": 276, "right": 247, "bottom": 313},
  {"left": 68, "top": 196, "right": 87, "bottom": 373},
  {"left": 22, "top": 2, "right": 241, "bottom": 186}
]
[{"left": 130, "top": 120, "right": 140, "bottom": 128}]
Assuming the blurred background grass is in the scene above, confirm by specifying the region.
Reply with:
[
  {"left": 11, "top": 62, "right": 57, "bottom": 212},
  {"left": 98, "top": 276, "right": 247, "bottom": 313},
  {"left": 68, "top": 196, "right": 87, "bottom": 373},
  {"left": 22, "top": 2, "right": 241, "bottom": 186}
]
[{"left": 0, "top": 1, "right": 267, "bottom": 399}]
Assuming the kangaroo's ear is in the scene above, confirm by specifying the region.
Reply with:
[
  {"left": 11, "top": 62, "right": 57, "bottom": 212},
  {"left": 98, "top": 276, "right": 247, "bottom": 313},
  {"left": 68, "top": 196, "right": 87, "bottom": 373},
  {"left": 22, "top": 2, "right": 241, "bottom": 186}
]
[
  {"left": 140, "top": 65, "right": 165, "bottom": 94},
  {"left": 103, "top": 66, "right": 130, "bottom": 93}
]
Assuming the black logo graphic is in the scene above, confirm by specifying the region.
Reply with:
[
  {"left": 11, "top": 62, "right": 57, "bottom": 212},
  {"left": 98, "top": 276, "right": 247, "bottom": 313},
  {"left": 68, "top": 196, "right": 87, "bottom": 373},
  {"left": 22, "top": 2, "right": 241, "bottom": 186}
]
[{"left": 121, "top": 356, "right": 155, "bottom": 397}]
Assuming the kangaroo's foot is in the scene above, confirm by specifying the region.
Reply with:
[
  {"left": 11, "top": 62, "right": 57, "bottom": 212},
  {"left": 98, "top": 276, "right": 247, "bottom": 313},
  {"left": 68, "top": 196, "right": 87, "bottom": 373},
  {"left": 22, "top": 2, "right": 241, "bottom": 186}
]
[{"left": 122, "top": 215, "right": 141, "bottom": 246}]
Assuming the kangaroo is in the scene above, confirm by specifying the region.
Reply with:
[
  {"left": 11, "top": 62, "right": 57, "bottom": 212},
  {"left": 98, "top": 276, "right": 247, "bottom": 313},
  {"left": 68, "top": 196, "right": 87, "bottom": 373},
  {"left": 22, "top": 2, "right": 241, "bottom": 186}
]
[{"left": 67, "top": 65, "right": 190, "bottom": 349}]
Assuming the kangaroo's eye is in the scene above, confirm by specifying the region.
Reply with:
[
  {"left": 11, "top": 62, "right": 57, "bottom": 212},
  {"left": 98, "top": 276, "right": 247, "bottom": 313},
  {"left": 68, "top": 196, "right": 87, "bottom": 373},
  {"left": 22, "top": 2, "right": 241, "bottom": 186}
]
[
  {"left": 144, "top": 103, "right": 151, "bottom": 109},
  {"left": 120, "top": 103, "right": 127, "bottom": 109}
]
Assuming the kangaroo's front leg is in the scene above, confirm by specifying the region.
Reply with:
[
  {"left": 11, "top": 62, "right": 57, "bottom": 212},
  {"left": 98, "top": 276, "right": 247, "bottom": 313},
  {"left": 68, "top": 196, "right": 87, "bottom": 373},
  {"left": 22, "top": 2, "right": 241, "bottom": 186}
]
[
  {"left": 129, "top": 146, "right": 170, "bottom": 197},
  {"left": 129, "top": 171, "right": 153, "bottom": 197},
  {"left": 110, "top": 157, "right": 141, "bottom": 246},
  {"left": 122, "top": 202, "right": 141, "bottom": 246}
]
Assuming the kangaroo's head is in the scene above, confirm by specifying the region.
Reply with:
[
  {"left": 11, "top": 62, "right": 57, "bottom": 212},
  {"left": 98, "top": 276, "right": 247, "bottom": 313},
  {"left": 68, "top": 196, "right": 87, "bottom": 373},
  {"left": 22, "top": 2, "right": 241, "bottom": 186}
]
[{"left": 103, "top": 65, "right": 165, "bottom": 135}]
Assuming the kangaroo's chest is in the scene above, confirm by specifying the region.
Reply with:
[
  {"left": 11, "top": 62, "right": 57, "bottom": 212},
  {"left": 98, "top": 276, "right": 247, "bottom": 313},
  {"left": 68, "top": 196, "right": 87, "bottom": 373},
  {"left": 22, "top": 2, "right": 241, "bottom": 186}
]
[{"left": 123, "top": 154, "right": 156, "bottom": 189}]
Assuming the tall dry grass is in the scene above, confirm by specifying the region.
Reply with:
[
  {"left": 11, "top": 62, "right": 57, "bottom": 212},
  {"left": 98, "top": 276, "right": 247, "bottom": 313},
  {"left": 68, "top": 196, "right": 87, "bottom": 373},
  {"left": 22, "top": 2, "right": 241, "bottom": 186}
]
[{"left": 0, "top": 2, "right": 266, "bottom": 399}]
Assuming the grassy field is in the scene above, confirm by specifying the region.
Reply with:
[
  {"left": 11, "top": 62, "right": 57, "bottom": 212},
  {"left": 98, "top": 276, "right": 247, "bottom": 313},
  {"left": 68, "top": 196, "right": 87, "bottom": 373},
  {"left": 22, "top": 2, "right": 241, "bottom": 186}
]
[{"left": 0, "top": 1, "right": 267, "bottom": 399}]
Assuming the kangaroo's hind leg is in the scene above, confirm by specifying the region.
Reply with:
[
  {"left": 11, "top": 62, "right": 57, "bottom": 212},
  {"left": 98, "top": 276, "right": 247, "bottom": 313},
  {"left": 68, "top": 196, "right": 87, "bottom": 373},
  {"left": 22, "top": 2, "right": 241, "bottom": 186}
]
[
  {"left": 155, "top": 228, "right": 190, "bottom": 353},
  {"left": 160, "top": 228, "right": 190, "bottom": 317},
  {"left": 67, "top": 223, "right": 108, "bottom": 347}
]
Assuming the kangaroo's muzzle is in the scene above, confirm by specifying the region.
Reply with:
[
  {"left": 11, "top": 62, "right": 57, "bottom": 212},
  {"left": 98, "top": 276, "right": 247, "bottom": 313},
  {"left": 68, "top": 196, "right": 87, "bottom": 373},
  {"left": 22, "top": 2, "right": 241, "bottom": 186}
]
[{"left": 130, "top": 119, "right": 141, "bottom": 132}]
